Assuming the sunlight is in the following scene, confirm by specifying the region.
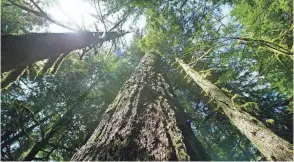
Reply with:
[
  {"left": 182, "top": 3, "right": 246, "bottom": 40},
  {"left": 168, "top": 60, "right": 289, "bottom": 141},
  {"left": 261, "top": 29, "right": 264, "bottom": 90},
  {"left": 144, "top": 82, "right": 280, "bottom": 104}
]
[
  {"left": 2, "top": 0, "right": 292, "bottom": 161},
  {"left": 48, "top": 0, "right": 96, "bottom": 32},
  {"left": 40, "top": 0, "right": 146, "bottom": 44}
]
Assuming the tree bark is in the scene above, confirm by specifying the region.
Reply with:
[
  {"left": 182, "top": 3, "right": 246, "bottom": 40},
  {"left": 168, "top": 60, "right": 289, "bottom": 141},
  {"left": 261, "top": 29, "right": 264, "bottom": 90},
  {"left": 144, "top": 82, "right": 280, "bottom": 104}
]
[
  {"left": 176, "top": 58, "right": 293, "bottom": 161},
  {"left": 1, "top": 32, "right": 126, "bottom": 73},
  {"left": 1, "top": 32, "right": 127, "bottom": 90},
  {"left": 71, "top": 53, "right": 210, "bottom": 161}
]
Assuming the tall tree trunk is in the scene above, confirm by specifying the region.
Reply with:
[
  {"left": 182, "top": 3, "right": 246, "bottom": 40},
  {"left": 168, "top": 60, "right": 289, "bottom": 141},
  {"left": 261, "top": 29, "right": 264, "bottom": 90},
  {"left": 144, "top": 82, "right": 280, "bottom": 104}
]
[
  {"left": 1, "top": 32, "right": 126, "bottom": 89},
  {"left": 71, "top": 53, "right": 210, "bottom": 161},
  {"left": 176, "top": 58, "right": 293, "bottom": 161}
]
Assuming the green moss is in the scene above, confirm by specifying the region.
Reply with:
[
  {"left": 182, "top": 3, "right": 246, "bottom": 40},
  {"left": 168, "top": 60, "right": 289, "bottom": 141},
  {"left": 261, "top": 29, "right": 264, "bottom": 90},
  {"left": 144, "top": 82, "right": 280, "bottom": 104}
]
[
  {"left": 240, "top": 102, "right": 258, "bottom": 111},
  {"left": 221, "top": 87, "right": 233, "bottom": 95},
  {"left": 18, "top": 145, "right": 33, "bottom": 160},
  {"left": 266, "top": 119, "right": 275, "bottom": 124},
  {"left": 50, "top": 53, "right": 70, "bottom": 74},
  {"left": 1, "top": 70, "right": 14, "bottom": 83},
  {"left": 27, "top": 59, "right": 48, "bottom": 80},
  {"left": 178, "top": 149, "right": 188, "bottom": 160},
  {"left": 1, "top": 66, "right": 27, "bottom": 90},
  {"left": 175, "top": 141, "right": 182, "bottom": 148},
  {"left": 231, "top": 94, "right": 242, "bottom": 106},
  {"left": 173, "top": 136, "right": 189, "bottom": 160}
]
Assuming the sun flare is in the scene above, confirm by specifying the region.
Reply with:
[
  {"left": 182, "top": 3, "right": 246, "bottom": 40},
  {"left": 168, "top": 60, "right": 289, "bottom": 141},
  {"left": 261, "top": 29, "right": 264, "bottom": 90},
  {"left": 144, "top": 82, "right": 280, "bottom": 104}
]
[{"left": 48, "top": 0, "right": 96, "bottom": 32}]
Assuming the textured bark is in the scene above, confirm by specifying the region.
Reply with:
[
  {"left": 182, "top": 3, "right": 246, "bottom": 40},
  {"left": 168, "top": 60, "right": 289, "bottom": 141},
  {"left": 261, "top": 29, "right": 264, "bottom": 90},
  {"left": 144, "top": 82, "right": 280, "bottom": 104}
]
[
  {"left": 177, "top": 58, "right": 293, "bottom": 161},
  {"left": 71, "top": 53, "right": 210, "bottom": 161}
]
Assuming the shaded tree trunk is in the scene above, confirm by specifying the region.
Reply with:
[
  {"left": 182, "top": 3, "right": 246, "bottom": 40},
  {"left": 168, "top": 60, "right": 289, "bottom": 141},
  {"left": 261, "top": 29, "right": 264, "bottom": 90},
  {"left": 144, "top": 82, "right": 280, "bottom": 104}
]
[
  {"left": 71, "top": 53, "right": 210, "bottom": 161},
  {"left": 1, "top": 32, "right": 127, "bottom": 89},
  {"left": 1, "top": 32, "right": 126, "bottom": 73},
  {"left": 176, "top": 58, "right": 293, "bottom": 161}
]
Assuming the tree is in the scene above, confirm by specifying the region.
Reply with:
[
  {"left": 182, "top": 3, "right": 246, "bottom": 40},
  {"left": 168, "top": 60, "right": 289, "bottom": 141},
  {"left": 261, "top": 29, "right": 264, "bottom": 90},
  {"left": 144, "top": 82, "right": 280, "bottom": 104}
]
[
  {"left": 71, "top": 53, "right": 210, "bottom": 161},
  {"left": 1, "top": 32, "right": 127, "bottom": 90},
  {"left": 176, "top": 58, "right": 293, "bottom": 161},
  {"left": 1, "top": 0, "right": 293, "bottom": 160},
  {"left": 170, "top": 72, "right": 263, "bottom": 160}
]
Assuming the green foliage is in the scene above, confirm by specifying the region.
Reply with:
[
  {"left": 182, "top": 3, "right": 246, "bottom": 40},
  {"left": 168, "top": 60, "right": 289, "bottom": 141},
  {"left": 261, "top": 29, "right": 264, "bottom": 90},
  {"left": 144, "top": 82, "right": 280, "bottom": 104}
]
[
  {"left": 1, "top": 0, "right": 293, "bottom": 161},
  {"left": 130, "top": 0, "right": 292, "bottom": 159},
  {"left": 1, "top": 0, "right": 48, "bottom": 34},
  {"left": 215, "top": 0, "right": 293, "bottom": 98},
  {"left": 1, "top": 46, "right": 142, "bottom": 160},
  {"left": 231, "top": 0, "right": 292, "bottom": 49}
]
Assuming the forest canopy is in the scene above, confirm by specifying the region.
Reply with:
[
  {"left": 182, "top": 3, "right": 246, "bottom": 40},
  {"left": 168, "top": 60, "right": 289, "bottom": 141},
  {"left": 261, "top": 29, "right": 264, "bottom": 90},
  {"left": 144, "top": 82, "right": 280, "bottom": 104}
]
[{"left": 1, "top": 0, "right": 293, "bottom": 161}]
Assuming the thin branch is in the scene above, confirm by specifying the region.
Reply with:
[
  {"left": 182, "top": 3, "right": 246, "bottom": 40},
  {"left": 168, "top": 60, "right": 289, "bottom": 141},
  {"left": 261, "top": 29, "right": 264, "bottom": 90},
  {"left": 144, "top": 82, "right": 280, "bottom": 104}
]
[
  {"left": 226, "top": 37, "right": 292, "bottom": 56},
  {"left": 48, "top": 143, "right": 76, "bottom": 152},
  {"left": 22, "top": 105, "right": 45, "bottom": 139},
  {"left": 29, "top": 0, "right": 45, "bottom": 14},
  {"left": 108, "top": 11, "right": 130, "bottom": 32},
  {"left": 8, "top": 0, "right": 78, "bottom": 31},
  {"left": 106, "top": 41, "right": 114, "bottom": 57},
  {"left": 95, "top": 0, "right": 108, "bottom": 31}
]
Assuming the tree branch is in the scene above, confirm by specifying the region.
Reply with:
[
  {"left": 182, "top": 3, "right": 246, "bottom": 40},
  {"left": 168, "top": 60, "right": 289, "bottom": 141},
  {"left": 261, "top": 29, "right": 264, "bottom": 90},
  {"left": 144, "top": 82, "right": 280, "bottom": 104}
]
[
  {"left": 8, "top": 0, "right": 78, "bottom": 32},
  {"left": 48, "top": 143, "right": 76, "bottom": 152}
]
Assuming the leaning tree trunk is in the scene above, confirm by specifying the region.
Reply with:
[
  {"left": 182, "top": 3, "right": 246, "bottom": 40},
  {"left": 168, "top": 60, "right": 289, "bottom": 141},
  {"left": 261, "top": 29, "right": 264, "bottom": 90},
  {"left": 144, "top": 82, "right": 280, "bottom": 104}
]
[
  {"left": 176, "top": 58, "right": 293, "bottom": 161},
  {"left": 71, "top": 53, "right": 210, "bottom": 161},
  {"left": 1, "top": 32, "right": 126, "bottom": 90}
]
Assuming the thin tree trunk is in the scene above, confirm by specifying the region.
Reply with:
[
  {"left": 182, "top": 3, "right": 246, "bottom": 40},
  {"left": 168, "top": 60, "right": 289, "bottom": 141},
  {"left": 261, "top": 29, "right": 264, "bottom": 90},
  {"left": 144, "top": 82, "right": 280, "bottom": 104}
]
[
  {"left": 71, "top": 53, "right": 210, "bottom": 161},
  {"left": 176, "top": 58, "right": 293, "bottom": 161}
]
